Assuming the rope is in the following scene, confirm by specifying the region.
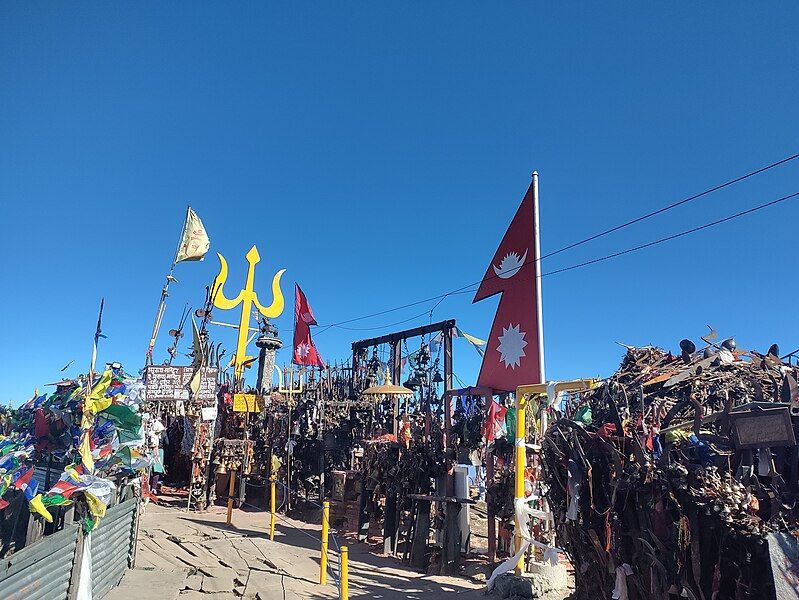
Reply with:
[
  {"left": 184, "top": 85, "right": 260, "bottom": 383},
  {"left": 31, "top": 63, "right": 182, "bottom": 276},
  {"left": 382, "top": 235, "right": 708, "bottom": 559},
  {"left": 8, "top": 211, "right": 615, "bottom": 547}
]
[{"left": 239, "top": 488, "right": 344, "bottom": 591}]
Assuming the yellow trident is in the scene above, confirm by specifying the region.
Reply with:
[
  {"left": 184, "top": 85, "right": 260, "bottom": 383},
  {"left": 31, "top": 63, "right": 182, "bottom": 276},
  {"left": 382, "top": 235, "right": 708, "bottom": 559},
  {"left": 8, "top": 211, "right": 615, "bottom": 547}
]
[{"left": 212, "top": 245, "right": 286, "bottom": 380}]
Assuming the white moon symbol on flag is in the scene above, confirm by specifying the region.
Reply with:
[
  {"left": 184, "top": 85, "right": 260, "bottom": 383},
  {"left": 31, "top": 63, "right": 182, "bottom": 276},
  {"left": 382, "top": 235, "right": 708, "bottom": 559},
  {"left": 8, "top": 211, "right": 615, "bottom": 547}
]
[
  {"left": 301, "top": 312, "right": 315, "bottom": 324},
  {"left": 493, "top": 249, "right": 528, "bottom": 279}
]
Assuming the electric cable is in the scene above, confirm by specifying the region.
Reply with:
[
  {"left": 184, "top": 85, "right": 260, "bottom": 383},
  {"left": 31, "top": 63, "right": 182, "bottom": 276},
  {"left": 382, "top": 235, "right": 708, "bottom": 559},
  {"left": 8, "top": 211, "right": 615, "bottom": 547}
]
[
  {"left": 317, "top": 158, "right": 799, "bottom": 330},
  {"left": 540, "top": 152, "right": 799, "bottom": 260},
  {"left": 541, "top": 190, "right": 799, "bottom": 277},
  {"left": 317, "top": 188, "right": 799, "bottom": 332}
]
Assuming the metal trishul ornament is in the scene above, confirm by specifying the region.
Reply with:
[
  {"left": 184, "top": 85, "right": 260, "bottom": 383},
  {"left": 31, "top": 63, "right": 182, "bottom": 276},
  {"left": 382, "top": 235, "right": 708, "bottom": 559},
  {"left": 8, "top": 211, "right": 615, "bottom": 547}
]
[{"left": 212, "top": 245, "right": 286, "bottom": 379}]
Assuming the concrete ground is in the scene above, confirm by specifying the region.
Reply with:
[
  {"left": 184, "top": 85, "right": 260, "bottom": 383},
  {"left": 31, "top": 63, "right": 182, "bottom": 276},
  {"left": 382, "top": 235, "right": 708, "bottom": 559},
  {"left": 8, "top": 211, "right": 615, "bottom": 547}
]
[{"left": 107, "top": 497, "right": 485, "bottom": 600}]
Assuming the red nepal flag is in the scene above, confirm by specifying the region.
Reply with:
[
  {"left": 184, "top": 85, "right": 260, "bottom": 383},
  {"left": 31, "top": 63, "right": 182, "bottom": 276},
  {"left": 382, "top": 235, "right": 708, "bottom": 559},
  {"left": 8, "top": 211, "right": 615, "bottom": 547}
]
[
  {"left": 293, "top": 284, "right": 325, "bottom": 368},
  {"left": 473, "top": 179, "right": 544, "bottom": 392}
]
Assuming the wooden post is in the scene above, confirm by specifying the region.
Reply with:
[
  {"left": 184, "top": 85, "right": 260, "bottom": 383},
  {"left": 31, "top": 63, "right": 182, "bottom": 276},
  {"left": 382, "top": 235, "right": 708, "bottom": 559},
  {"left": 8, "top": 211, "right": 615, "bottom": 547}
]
[
  {"left": 357, "top": 478, "right": 369, "bottom": 542},
  {"left": 440, "top": 501, "right": 462, "bottom": 576},
  {"left": 226, "top": 470, "right": 237, "bottom": 525},
  {"left": 391, "top": 339, "right": 402, "bottom": 389},
  {"left": 409, "top": 499, "right": 431, "bottom": 568},
  {"left": 383, "top": 493, "right": 397, "bottom": 556},
  {"left": 443, "top": 324, "right": 453, "bottom": 391},
  {"left": 67, "top": 525, "right": 85, "bottom": 600},
  {"left": 444, "top": 392, "right": 454, "bottom": 497}
]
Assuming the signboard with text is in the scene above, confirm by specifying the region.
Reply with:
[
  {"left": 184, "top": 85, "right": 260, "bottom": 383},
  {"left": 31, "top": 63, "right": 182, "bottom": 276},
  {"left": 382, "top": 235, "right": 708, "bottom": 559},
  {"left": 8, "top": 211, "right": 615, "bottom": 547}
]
[
  {"left": 144, "top": 366, "right": 218, "bottom": 402},
  {"left": 233, "top": 393, "right": 262, "bottom": 413}
]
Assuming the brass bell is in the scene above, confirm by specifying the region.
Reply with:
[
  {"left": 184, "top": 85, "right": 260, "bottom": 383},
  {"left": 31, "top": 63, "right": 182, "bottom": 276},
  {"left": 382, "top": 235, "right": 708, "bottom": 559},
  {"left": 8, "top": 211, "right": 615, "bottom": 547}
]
[{"left": 216, "top": 462, "right": 227, "bottom": 475}]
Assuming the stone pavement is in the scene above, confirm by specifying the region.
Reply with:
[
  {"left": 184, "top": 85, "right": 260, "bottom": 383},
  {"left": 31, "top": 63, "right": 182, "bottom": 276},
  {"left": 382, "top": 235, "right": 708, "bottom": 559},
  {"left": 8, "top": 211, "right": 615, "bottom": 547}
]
[{"left": 107, "top": 499, "right": 485, "bottom": 600}]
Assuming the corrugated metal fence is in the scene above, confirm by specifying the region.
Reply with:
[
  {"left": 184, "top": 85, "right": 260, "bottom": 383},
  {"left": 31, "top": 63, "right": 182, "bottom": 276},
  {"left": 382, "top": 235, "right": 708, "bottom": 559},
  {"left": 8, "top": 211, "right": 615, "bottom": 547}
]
[
  {"left": 0, "top": 523, "right": 78, "bottom": 600},
  {"left": 0, "top": 498, "right": 139, "bottom": 600},
  {"left": 91, "top": 499, "right": 137, "bottom": 598}
]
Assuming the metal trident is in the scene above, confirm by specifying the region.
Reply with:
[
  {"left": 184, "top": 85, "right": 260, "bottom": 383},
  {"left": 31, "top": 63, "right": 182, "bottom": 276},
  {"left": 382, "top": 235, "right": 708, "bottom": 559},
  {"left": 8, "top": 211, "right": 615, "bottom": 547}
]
[{"left": 212, "top": 245, "right": 286, "bottom": 379}]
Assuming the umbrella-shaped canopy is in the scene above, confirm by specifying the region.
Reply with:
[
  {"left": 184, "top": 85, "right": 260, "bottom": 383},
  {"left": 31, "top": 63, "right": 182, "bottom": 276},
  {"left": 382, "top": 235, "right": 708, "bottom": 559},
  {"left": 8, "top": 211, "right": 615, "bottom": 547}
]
[{"left": 362, "top": 368, "right": 414, "bottom": 396}]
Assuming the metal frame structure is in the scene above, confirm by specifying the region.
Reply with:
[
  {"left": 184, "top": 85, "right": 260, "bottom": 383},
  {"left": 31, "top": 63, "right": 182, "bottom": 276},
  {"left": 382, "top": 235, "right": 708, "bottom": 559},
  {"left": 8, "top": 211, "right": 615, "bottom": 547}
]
[
  {"left": 351, "top": 320, "right": 455, "bottom": 553},
  {"left": 351, "top": 319, "right": 455, "bottom": 392}
]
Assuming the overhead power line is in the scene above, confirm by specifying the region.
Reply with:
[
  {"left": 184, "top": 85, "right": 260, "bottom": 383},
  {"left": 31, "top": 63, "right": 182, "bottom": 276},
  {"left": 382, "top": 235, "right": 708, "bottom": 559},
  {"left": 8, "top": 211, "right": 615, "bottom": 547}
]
[
  {"left": 317, "top": 187, "right": 799, "bottom": 332},
  {"left": 314, "top": 153, "right": 799, "bottom": 331},
  {"left": 316, "top": 309, "right": 432, "bottom": 336},
  {"left": 540, "top": 152, "right": 799, "bottom": 261},
  {"left": 542, "top": 190, "right": 799, "bottom": 275},
  {"left": 436, "top": 152, "right": 799, "bottom": 299}
]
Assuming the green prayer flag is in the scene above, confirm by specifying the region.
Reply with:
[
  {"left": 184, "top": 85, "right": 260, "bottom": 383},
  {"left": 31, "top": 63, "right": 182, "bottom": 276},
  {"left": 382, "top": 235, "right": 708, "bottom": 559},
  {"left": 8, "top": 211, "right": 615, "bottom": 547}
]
[
  {"left": 575, "top": 405, "right": 593, "bottom": 425},
  {"left": 42, "top": 494, "right": 71, "bottom": 507},
  {"left": 101, "top": 404, "right": 141, "bottom": 432},
  {"left": 505, "top": 407, "right": 516, "bottom": 443}
]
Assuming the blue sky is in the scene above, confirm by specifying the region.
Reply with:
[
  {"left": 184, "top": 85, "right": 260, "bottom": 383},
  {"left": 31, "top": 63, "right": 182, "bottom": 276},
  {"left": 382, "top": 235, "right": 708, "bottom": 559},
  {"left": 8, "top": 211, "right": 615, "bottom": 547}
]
[{"left": 1, "top": 4, "right": 798, "bottom": 403}]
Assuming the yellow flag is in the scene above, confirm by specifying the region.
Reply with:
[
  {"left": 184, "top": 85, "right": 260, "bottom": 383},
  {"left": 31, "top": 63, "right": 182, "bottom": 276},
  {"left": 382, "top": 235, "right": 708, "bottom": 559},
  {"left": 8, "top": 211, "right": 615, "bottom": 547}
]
[
  {"left": 189, "top": 368, "right": 202, "bottom": 397},
  {"left": 175, "top": 207, "right": 211, "bottom": 263},
  {"left": 29, "top": 494, "right": 53, "bottom": 523},
  {"left": 85, "top": 492, "right": 107, "bottom": 519},
  {"left": 79, "top": 431, "right": 94, "bottom": 473},
  {"left": 85, "top": 369, "right": 113, "bottom": 415},
  {"left": 457, "top": 328, "right": 486, "bottom": 346}
]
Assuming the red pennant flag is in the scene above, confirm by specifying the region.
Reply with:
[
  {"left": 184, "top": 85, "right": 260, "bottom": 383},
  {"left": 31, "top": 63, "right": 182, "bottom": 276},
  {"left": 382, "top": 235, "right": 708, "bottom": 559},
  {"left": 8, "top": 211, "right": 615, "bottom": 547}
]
[
  {"left": 473, "top": 179, "right": 544, "bottom": 392},
  {"left": 13, "top": 467, "right": 34, "bottom": 490},
  {"left": 293, "top": 284, "right": 325, "bottom": 368}
]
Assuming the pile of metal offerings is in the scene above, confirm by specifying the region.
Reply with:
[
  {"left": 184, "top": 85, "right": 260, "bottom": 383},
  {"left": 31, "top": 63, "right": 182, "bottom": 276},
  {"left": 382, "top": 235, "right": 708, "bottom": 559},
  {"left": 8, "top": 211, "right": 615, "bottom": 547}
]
[{"left": 542, "top": 338, "right": 799, "bottom": 600}]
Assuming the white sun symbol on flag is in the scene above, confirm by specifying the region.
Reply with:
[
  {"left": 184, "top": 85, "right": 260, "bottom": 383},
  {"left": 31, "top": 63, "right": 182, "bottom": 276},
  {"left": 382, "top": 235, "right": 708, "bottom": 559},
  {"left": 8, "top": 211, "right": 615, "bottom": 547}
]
[
  {"left": 296, "top": 342, "right": 311, "bottom": 358},
  {"left": 497, "top": 323, "right": 527, "bottom": 369}
]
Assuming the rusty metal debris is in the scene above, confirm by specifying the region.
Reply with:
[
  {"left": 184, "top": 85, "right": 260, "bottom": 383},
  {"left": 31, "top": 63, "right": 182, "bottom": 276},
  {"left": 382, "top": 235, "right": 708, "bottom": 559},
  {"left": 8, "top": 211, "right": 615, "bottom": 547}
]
[{"left": 541, "top": 340, "right": 799, "bottom": 599}]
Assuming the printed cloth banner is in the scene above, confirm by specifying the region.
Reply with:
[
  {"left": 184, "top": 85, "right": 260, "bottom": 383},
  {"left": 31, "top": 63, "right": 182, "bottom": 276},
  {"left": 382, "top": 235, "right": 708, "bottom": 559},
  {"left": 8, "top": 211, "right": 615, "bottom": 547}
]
[{"left": 175, "top": 207, "right": 211, "bottom": 262}]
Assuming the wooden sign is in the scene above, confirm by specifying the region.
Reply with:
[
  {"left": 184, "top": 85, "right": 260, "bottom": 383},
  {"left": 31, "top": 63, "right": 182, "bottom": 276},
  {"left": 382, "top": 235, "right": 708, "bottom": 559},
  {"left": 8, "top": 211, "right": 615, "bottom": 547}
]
[
  {"left": 233, "top": 393, "right": 263, "bottom": 413},
  {"left": 144, "top": 366, "right": 218, "bottom": 402}
]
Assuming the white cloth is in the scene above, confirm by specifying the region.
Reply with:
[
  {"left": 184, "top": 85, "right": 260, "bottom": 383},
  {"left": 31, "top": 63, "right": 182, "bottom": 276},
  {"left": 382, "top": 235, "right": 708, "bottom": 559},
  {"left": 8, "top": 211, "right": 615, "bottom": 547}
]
[
  {"left": 76, "top": 532, "right": 93, "bottom": 600},
  {"left": 485, "top": 497, "right": 561, "bottom": 590},
  {"left": 612, "top": 563, "right": 634, "bottom": 600},
  {"left": 546, "top": 381, "right": 558, "bottom": 407}
]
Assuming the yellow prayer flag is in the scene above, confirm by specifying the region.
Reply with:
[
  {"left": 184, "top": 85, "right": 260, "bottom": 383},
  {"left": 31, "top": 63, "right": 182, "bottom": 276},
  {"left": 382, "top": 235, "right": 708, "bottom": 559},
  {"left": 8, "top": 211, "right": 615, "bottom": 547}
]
[
  {"left": 29, "top": 494, "right": 53, "bottom": 523},
  {"left": 458, "top": 328, "right": 486, "bottom": 346},
  {"left": 85, "top": 369, "right": 113, "bottom": 415},
  {"left": 175, "top": 207, "right": 211, "bottom": 263},
  {"left": 79, "top": 432, "right": 94, "bottom": 473},
  {"left": 84, "top": 492, "right": 107, "bottom": 519},
  {"left": 189, "top": 368, "right": 202, "bottom": 397}
]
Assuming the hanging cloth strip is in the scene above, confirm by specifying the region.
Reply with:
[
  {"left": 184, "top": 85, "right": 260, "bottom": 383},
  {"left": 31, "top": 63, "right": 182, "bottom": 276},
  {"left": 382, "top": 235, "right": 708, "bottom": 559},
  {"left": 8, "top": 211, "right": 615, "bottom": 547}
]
[
  {"left": 485, "top": 485, "right": 560, "bottom": 591},
  {"left": 612, "top": 563, "right": 634, "bottom": 600}
]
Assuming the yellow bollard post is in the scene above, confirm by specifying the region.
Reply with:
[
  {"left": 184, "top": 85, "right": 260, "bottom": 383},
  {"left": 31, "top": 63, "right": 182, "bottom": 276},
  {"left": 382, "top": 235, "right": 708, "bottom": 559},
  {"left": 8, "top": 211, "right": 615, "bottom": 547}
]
[
  {"left": 269, "top": 476, "right": 276, "bottom": 541},
  {"left": 514, "top": 394, "right": 527, "bottom": 575},
  {"left": 340, "top": 545, "right": 349, "bottom": 600},
  {"left": 320, "top": 501, "right": 330, "bottom": 585}
]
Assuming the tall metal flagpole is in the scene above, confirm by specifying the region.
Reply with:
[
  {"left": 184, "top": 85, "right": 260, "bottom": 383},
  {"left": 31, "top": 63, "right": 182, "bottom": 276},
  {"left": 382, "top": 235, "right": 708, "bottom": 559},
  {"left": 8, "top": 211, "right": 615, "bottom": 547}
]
[
  {"left": 532, "top": 171, "right": 545, "bottom": 384},
  {"left": 515, "top": 172, "right": 547, "bottom": 575},
  {"left": 145, "top": 206, "right": 190, "bottom": 365}
]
